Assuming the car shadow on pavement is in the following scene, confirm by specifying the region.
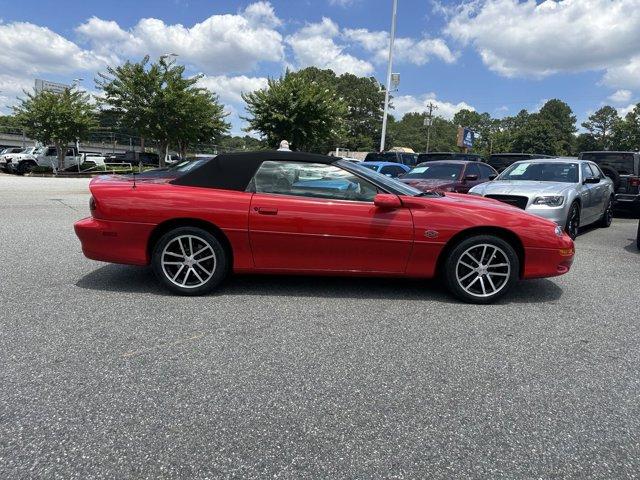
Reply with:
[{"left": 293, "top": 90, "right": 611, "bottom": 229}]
[{"left": 76, "top": 264, "right": 564, "bottom": 304}]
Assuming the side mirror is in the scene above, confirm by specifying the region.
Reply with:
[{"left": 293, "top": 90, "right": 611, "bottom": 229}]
[
  {"left": 374, "top": 193, "right": 402, "bottom": 209},
  {"left": 488, "top": 174, "right": 497, "bottom": 180},
  {"left": 464, "top": 174, "right": 479, "bottom": 182},
  {"left": 584, "top": 176, "right": 600, "bottom": 184}
]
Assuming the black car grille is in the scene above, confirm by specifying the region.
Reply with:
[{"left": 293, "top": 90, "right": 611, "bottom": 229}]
[{"left": 485, "top": 194, "right": 529, "bottom": 210}]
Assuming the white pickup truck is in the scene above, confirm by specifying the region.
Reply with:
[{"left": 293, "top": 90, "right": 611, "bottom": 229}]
[{"left": 0, "top": 146, "right": 106, "bottom": 174}]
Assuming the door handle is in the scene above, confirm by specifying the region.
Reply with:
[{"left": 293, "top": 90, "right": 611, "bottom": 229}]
[{"left": 255, "top": 207, "right": 278, "bottom": 215}]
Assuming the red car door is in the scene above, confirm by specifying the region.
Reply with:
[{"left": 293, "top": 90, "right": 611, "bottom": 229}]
[
  {"left": 246, "top": 160, "right": 414, "bottom": 273},
  {"left": 249, "top": 194, "right": 414, "bottom": 272}
]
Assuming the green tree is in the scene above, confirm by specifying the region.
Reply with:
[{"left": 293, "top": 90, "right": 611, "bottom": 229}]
[
  {"left": 218, "top": 135, "right": 265, "bottom": 152},
  {"left": 242, "top": 70, "right": 346, "bottom": 152},
  {"left": 389, "top": 112, "right": 457, "bottom": 152},
  {"left": 613, "top": 103, "right": 640, "bottom": 151},
  {"left": 538, "top": 99, "right": 576, "bottom": 155},
  {"left": 581, "top": 106, "right": 619, "bottom": 150},
  {"left": 13, "top": 88, "right": 96, "bottom": 169},
  {"left": 97, "top": 56, "right": 229, "bottom": 166},
  {"left": 294, "top": 67, "right": 385, "bottom": 151}
]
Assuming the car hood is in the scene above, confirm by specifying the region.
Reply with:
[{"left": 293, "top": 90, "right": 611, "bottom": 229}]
[{"left": 470, "top": 180, "right": 574, "bottom": 196}]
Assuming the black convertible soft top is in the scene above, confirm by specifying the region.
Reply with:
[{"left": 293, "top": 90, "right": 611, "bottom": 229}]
[{"left": 170, "top": 151, "right": 337, "bottom": 191}]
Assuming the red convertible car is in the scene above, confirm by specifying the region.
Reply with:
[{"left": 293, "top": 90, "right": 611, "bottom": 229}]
[{"left": 75, "top": 151, "right": 575, "bottom": 303}]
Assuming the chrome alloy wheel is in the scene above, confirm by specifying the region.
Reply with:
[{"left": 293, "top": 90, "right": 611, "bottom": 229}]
[
  {"left": 455, "top": 243, "right": 511, "bottom": 299},
  {"left": 161, "top": 235, "right": 217, "bottom": 289}
]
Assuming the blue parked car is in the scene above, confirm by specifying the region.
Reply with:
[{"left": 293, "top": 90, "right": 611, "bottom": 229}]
[{"left": 359, "top": 161, "right": 410, "bottom": 178}]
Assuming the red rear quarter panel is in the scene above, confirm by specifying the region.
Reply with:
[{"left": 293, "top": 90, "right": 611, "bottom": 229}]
[{"left": 83, "top": 177, "right": 253, "bottom": 268}]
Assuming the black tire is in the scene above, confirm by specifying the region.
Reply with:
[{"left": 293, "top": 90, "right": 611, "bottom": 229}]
[
  {"left": 600, "top": 166, "right": 620, "bottom": 190},
  {"left": 443, "top": 235, "right": 520, "bottom": 304},
  {"left": 636, "top": 220, "right": 639, "bottom": 250},
  {"left": 152, "top": 226, "right": 228, "bottom": 296},
  {"left": 599, "top": 195, "right": 614, "bottom": 228},
  {"left": 16, "top": 160, "right": 37, "bottom": 175},
  {"left": 565, "top": 202, "right": 580, "bottom": 239}
]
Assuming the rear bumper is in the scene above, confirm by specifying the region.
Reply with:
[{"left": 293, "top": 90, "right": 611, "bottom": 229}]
[
  {"left": 613, "top": 193, "right": 640, "bottom": 211},
  {"left": 74, "top": 217, "right": 155, "bottom": 266}
]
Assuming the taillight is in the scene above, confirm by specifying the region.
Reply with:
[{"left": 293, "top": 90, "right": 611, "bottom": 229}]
[
  {"left": 89, "top": 196, "right": 96, "bottom": 213},
  {"left": 630, "top": 177, "right": 640, "bottom": 187}
]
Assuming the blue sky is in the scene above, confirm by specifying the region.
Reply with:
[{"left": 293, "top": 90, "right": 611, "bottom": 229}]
[{"left": 0, "top": 0, "right": 638, "bottom": 135}]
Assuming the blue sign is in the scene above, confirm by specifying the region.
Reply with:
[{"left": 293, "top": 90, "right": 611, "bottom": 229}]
[{"left": 462, "top": 128, "right": 475, "bottom": 148}]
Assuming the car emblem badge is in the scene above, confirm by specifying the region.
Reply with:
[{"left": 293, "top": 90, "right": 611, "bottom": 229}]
[{"left": 425, "top": 230, "right": 439, "bottom": 239}]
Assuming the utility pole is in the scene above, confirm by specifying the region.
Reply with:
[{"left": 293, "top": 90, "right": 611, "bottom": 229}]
[
  {"left": 424, "top": 102, "right": 438, "bottom": 153},
  {"left": 379, "top": 0, "right": 398, "bottom": 153}
]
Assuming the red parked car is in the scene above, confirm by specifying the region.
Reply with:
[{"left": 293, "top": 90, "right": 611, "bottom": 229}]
[
  {"left": 75, "top": 151, "right": 574, "bottom": 303},
  {"left": 399, "top": 160, "right": 498, "bottom": 194}
]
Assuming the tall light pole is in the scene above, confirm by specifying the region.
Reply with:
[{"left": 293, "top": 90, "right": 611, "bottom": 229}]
[{"left": 379, "top": 0, "right": 398, "bottom": 153}]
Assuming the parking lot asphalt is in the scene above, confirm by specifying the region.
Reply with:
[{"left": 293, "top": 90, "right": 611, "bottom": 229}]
[{"left": 1, "top": 173, "right": 639, "bottom": 479}]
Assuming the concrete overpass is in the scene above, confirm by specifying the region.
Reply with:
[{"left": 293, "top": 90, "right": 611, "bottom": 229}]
[{"left": 0, "top": 131, "right": 142, "bottom": 155}]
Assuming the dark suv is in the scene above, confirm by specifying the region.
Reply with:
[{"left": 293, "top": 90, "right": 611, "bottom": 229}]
[
  {"left": 485, "top": 153, "right": 553, "bottom": 172},
  {"left": 364, "top": 151, "right": 419, "bottom": 167},
  {"left": 417, "top": 152, "right": 484, "bottom": 163},
  {"left": 579, "top": 151, "right": 640, "bottom": 211}
]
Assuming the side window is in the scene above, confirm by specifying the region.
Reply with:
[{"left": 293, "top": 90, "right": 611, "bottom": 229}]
[
  {"left": 589, "top": 163, "right": 603, "bottom": 178},
  {"left": 465, "top": 163, "right": 481, "bottom": 178},
  {"left": 45, "top": 147, "right": 57, "bottom": 156},
  {"left": 580, "top": 163, "right": 593, "bottom": 181},
  {"left": 400, "top": 153, "right": 415, "bottom": 166},
  {"left": 250, "top": 161, "right": 378, "bottom": 202},
  {"left": 478, "top": 163, "right": 496, "bottom": 179}
]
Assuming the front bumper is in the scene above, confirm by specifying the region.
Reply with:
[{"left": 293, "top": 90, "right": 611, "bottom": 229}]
[
  {"left": 74, "top": 217, "right": 155, "bottom": 266},
  {"left": 524, "top": 203, "right": 570, "bottom": 226},
  {"left": 523, "top": 236, "right": 575, "bottom": 279}
]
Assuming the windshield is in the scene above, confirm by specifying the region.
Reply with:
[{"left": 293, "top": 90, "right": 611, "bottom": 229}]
[
  {"left": 403, "top": 163, "right": 463, "bottom": 180},
  {"left": 338, "top": 160, "right": 423, "bottom": 196},
  {"left": 498, "top": 162, "right": 579, "bottom": 183}
]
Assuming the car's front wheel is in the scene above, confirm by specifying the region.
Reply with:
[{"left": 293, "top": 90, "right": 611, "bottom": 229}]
[
  {"left": 565, "top": 202, "right": 580, "bottom": 239},
  {"left": 152, "top": 226, "right": 228, "bottom": 295},
  {"left": 444, "top": 235, "right": 519, "bottom": 304}
]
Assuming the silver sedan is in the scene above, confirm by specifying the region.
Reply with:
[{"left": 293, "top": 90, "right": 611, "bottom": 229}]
[{"left": 469, "top": 158, "right": 615, "bottom": 239}]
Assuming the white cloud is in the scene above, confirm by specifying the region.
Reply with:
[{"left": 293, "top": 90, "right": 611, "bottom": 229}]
[
  {"left": 445, "top": 0, "right": 640, "bottom": 78},
  {"left": 76, "top": 2, "right": 284, "bottom": 75},
  {"left": 345, "top": 28, "right": 457, "bottom": 66},
  {"left": 617, "top": 103, "right": 638, "bottom": 117},
  {"left": 391, "top": 93, "right": 474, "bottom": 119},
  {"left": 329, "top": 0, "right": 358, "bottom": 6},
  {"left": 0, "top": 22, "right": 107, "bottom": 76},
  {"left": 602, "top": 56, "right": 640, "bottom": 90},
  {"left": 197, "top": 75, "right": 268, "bottom": 104},
  {"left": 608, "top": 89, "right": 633, "bottom": 104},
  {"left": 286, "top": 18, "right": 374, "bottom": 76}
]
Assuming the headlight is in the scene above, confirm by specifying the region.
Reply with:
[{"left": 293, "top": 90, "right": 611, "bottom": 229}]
[
  {"left": 533, "top": 196, "right": 564, "bottom": 207},
  {"left": 554, "top": 226, "right": 564, "bottom": 236}
]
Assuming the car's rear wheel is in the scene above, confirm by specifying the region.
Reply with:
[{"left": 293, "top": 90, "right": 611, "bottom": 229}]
[
  {"left": 152, "top": 227, "right": 227, "bottom": 295},
  {"left": 444, "top": 235, "right": 519, "bottom": 304},
  {"left": 565, "top": 202, "right": 580, "bottom": 239},
  {"left": 17, "top": 160, "right": 37, "bottom": 175},
  {"left": 599, "top": 195, "right": 614, "bottom": 228},
  {"left": 636, "top": 219, "right": 639, "bottom": 250}
]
